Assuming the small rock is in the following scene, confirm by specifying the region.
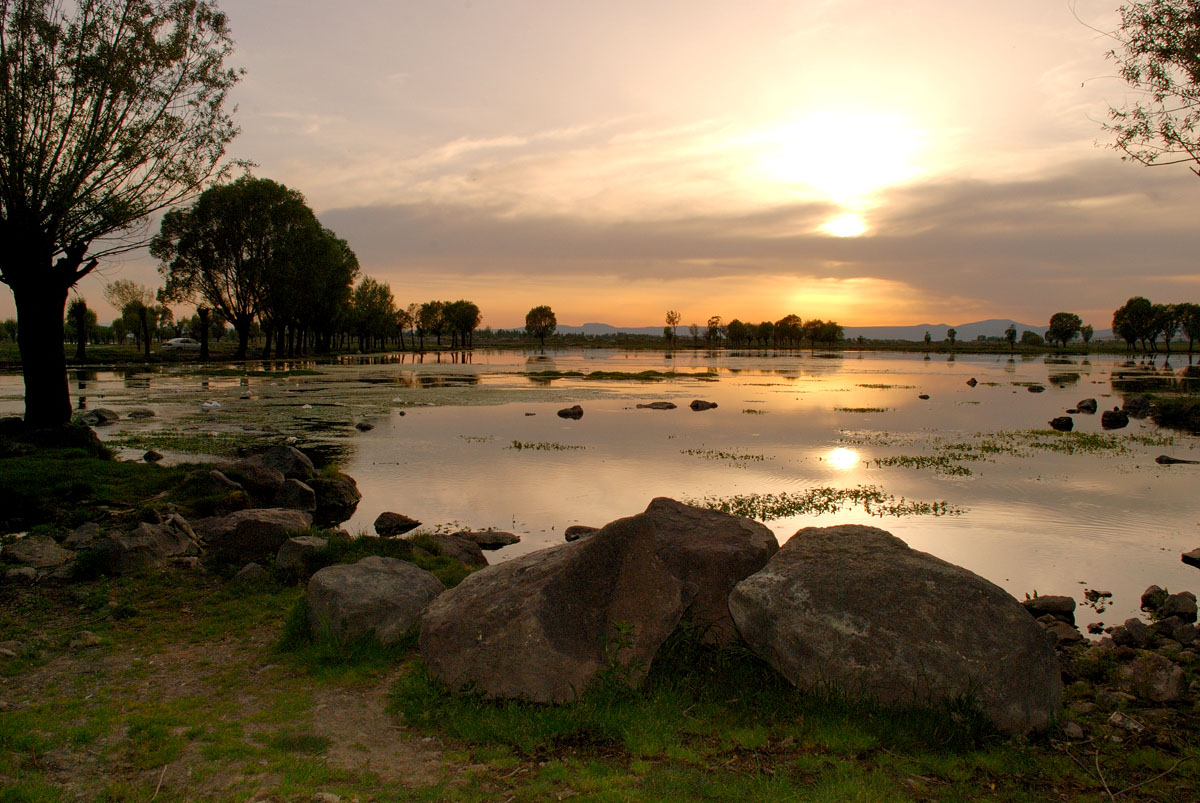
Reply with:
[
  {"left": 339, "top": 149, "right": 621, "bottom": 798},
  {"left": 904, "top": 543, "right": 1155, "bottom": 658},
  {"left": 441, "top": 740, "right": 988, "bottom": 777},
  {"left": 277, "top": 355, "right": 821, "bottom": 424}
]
[
  {"left": 375, "top": 512, "right": 421, "bottom": 537},
  {"left": 1076, "top": 398, "right": 1098, "bottom": 414},
  {"left": 1141, "top": 585, "right": 1167, "bottom": 612},
  {"left": 918, "top": 394, "right": 930, "bottom": 400},
  {"left": 1021, "top": 595, "right": 1076, "bottom": 624},
  {"left": 966, "top": 378, "right": 978, "bottom": 387},
  {"left": 3, "top": 567, "right": 37, "bottom": 583},
  {"left": 556, "top": 405, "right": 584, "bottom": 420},
  {"left": 1108, "top": 711, "right": 1145, "bottom": 732},
  {"left": 1101, "top": 408, "right": 1129, "bottom": 429},
  {"left": 1175, "top": 623, "right": 1197, "bottom": 645},
  {"left": 1120, "top": 653, "right": 1186, "bottom": 703},
  {"left": 455, "top": 529, "right": 520, "bottom": 550},
  {"left": 275, "top": 535, "right": 330, "bottom": 580},
  {"left": 1182, "top": 548, "right": 1200, "bottom": 569},
  {"left": 1061, "top": 721, "right": 1084, "bottom": 740},
  {"left": 636, "top": 401, "right": 677, "bottom": 410},
  {"left": 273, "top": 478, "right": 317, "bottom": 512},
  {"left": 143, "top": 450, "right": 164, "bottom": 463},
  {"left": 563, "top": 525, "right": 598, "bottom": 542},
  {"left": 70, "top": 631, "right": 102, "bottom": 650},
  {"left": 312, "top": 793, "right": 341, "bottom": 803},
  {"left": 127, "top": 408, "right": 155, "bottom": 419},
  {"left": 1048, "top": 416, "right": 1073, "bottom": 432},
  {"left": 93, "top": 408, "right": 120, "bottom": 424},
  {"left": 63, "top": 522, "right": 102, "bottom": 550},
  {"left": 232, "top": 562, "right": 270, "bottom": 586},
  {"left": 689, "top": 400, "right": 718, "bottom": 411},
  {"left": 1155, "top": 455, "right": 1200, "bottom": 465},
  {"left": 524, "top": 412, "right": 536, "bottom": 416},
  {"left": 1087, "top": 622, "right": 1105, "bottom": 635},
  {"left": 1161, "top": 591, "right": 1198, "bottom": 623},
  {"left": 1027, "top": 385, "right": 1045, "bottom": 393},
  {"left": 354, "top": 422, "right": 374, "bottom": 432},
  {"left": 1043, "top": 620, "right": 1084, "bottom": 645},
  {"left": 1070, "top": 701, "right": 1097, "bottom": 715},
  {"left": 2, "top": 534, "right": 74, "bottom": 569}
]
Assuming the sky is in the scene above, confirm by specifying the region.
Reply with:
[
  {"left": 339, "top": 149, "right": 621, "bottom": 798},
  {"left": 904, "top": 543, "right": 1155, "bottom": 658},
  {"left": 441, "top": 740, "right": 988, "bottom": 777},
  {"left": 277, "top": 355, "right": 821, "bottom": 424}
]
[{"left": 11, "top": 0, "right": 1200, "bottom": 330}]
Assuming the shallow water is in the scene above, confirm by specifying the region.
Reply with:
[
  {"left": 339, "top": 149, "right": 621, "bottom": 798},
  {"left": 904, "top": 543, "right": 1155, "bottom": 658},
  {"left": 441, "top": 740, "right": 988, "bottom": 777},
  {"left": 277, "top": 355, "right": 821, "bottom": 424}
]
[{"left": 2, "top": 348, "right": 1197, "bottom": 623}]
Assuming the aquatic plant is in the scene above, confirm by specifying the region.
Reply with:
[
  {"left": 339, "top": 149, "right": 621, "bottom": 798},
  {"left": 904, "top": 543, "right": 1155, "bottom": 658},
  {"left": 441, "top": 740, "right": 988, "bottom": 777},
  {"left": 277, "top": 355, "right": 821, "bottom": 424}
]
[
  {"left": 873, "top": 455, "right": 973, "bottom": 476},
  {"left": 835, "top": 407, "right": 890, "bottom": 413},
  {"left": 508, "top": 441, "right": 586, "bottom": 451},
  {"left": 689, "top": 486, "right": 963, "bottom": 520}
]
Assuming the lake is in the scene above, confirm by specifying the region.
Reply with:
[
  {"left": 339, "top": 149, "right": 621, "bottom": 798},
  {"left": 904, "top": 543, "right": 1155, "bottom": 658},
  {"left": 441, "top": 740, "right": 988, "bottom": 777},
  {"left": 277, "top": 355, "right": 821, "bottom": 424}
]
[{"left": 2, "top": 348, "right": 1197, "bottom": 623}]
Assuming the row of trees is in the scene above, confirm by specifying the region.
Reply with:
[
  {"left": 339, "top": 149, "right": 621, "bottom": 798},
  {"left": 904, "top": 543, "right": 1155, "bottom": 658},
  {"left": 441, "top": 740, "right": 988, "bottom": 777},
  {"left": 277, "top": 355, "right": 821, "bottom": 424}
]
[
  {"left": 1112, "top": 297, "right": 1200, "bottom": 354},
  {"left": 664, "top": 312, "right": 844, "bottom": 349}
]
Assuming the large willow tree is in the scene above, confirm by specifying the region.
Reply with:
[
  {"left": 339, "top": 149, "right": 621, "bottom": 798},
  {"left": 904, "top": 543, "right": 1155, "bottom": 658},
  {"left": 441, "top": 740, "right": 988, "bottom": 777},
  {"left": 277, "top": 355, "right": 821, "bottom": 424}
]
[{"left": 0, "top": 0, "right": 239, "bottom": 426}]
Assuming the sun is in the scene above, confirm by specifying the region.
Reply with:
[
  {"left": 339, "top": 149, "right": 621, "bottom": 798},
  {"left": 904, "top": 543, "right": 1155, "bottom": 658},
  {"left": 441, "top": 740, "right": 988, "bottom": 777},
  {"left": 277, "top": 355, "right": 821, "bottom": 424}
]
[{"left": 821, "top": 214, "right": 867, "bottom": 237}]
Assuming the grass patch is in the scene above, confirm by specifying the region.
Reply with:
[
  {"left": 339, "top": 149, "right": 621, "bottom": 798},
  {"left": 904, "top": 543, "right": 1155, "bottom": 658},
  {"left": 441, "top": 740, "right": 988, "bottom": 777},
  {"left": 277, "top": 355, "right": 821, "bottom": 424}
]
[
  {"left": 835, "top": 406, "right": 890, "bottom": 413},
  {"left": 874, "top": 455, "right": 973, "bottom": 476},
  {"left": 741, "top": 408, "right": 765, "bottom": 415},
  {"left": 526, "top": 369, "right": 715, "bottom": 381},
  {"left": 507, "top": 441, "right": 587, "bottom": 451},
  {"left": 107, "top": 430, "right": 275, "bottom": 457},
  {"left": 680, "top": 449, "right": 767, "bottom": 463},
  {"left": 856, "top": 383, "right": 915, "bottom": 389},
  {"left": 689, "top": 485, "right": 963, "bottom": 519}
]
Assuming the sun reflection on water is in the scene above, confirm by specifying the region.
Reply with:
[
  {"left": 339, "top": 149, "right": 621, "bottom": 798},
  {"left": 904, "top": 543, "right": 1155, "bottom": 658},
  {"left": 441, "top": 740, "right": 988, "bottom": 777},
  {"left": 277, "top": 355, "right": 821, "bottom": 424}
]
[{"left": 826, "top": 447, "right": 860, "bottom": 470}]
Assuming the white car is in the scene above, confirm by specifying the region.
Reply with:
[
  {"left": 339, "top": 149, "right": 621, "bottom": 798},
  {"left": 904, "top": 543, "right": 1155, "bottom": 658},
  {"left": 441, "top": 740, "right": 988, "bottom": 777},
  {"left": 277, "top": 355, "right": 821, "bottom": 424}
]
[{"left": 162, "top": 337, "right": 201, "bottom": 351}]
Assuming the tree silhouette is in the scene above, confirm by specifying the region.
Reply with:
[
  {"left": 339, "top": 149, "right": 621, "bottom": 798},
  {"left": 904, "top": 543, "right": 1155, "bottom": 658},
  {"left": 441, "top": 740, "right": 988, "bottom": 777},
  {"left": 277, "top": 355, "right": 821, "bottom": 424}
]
[
  {"left": 525, "top": 305, "right": 556, "bottom": 347},
  {"left": 1004, "top": 324, "right": 1017, "bottom": 352},
  {"left": 1047, "top": 312, "right": 1083, "bottom": 348}
]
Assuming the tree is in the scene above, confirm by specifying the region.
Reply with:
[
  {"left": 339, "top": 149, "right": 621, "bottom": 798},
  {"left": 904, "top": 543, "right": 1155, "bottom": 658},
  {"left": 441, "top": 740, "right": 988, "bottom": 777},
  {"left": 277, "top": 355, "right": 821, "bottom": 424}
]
[
  {"left": 104, "top": 280, "right": 157, "bottom": 357},
  {"left": 1153, "top": 302, "right": 1179, "bottom": 354},
  {"left": 774, "top": 314, "right": 802, "bottom": 346},
  {"left": 349, "top": 277, "right": 394, "bottom": 352},
  {"left": 725, "top": 319, "right": 747, "bottom": 348},
  {"left": 1175, "top": 301, "right": 1200, "bottom": 353},
  {"left": 154, "top": 176, "right": 325, "bottom": 360},
  {"left": 819, "top": 320, "right": 844, "bottom": 347},
  {"left": 525, "top": 305, "right": 556, "bottom": 347},
  {"left": 418, "top": 301, "right": 444, "bottom": 348},
  {"left": 1047, "top": 312, "right": 1083, "bottom": 348},
  {"left": 1113, "top": 296, "right": 1153, "bottom": 351},
  {"left": 705, "top": 315, "right": 723, "bottom": 347},
  {"left": 924, "top": 331, "right": 932, "bottom": 347},
  {"left": 665, "top": 310, "right": 680, "bottom": 344},
  {"left": 756, "top": 320, "right": 774, "bottom": 346},
  {"left": 1080, "top": 324, "right": 1095, "bottom": 350},
  {"left": 946, "top": 328, "right": 957, "bottom": 346},
  {"left": 1105, "top": 1, "right": 1200, "bottom": 176},
  {"left": 66, "top": 297, "right": 93, "bottom": 361},
  {"left": 443, "top": 299, "right": 481, "bottom": 349},
  {"left": 0, "top": 0, "right": 239, "bottom": 426},
  {"left": 1004, "top": 324, "right": 1017, "bottom": 352},
  {"left": 1020, "top": 330, "right": 1044, "bottom": 346}
]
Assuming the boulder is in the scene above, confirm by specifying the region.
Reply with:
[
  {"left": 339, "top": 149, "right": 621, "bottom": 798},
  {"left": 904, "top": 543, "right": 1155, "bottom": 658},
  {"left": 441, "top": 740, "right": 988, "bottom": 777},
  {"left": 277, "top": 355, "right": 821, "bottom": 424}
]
[
  {"left": 1021, "top": 595, "right": 1076, "bottom": 625},
  {"left": 243, "top": 444, "right": 315, "bottom": 481},
  {"left": 275, "top": 535, "right": 330, "bottom": 580},
  {"left": 1112, "top": 617, "right": 1153, "bottom": 649},
  {"left": 1048, "top": 416, "right": 1073, "bottom": 432},
  {"left": 307, "top": 556, "right": 444, "bottom": 646},
  {"left": 1123, "top": 394, "right": 1152, "bottom": 419},
  {"left": 1183, "top": 548, "right": 1200, "bottom": 570},
  {"left": 143, "top": 450, "right": 164, "bottom": 463},
  {"left": 4, "top": 567, "right": 36, "bottom": 583},
  {"left": 375, "top": 512, "right": 421, "bottom": 537},
  {"left": 455, "top": 529, "right": 521, "bottom": 550},
  {"left": 557, "top": 405, "right": 584, "bottom": 420},
  {"left": 728, "top": 525, "right": 1062, "bottom": 734},
  {"left": 310, "top": 472, "right": 361, "bottom": 525},
  {"left": 93, "top": 521, "right": 201, "bottom": 574},
  {"left": 127, "top": 408, "right": 156, "bottom": 419},
  {"left": 92, "top": 408, "right": 120, "bottom": 425},
  {"left": 419, "top": 518, "right": 694, "bottom": 702},
  {"left": 231, "top": 562, "right": 270, "bottom": 586},
  {"left": 1140, "top": 584, "right": 1167, "bottom": 612},
  {"left": 63, "top": 522, "right": 102, "bottom": 550},
  {"left": 213, "top": 459, "right": 285, "bottom": 503},
  {"left": 1101, "top": 409, "right": 1129, "bottom": 430},
  {"left": 423, "top": 534, "right": 488, "bottom": 568},
  {"left": 966, "top": 378, "right": 978, "bottom": 387},
  {"left": 273, "top": 478, "right": 317, "bottom": 512},
  {"left": 1076, "top": 398, "right": 1098, "bottom": 414},
  {"left": 636, "top": 402, "right": 677, "bottom": 410},
  {"left": 193, "top": 508, "right": 313, "bottom": 565},
  {"left": 564, "top": 525, "right": 598, "bottom": 542},
  {"left": 1118, "top": 653, "right": 1187, "bottom": 703},
  {"left": 689, "top": 400, "right": 718, "bottom": 411},
  {"left": 1, "top": 534, "right": 74, "bottom": 569},
  {"left": 1160, "top": 591, "right": 1198, "bottom": 623}
]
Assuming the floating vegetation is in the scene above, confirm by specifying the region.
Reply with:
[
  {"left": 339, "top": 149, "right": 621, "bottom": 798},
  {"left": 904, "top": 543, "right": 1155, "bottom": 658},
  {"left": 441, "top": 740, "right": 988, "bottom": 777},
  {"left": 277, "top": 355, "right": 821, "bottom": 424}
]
[
  {"left": 507, "top": 441, "right": 586, "bottom": 451},
  {"left": 525, "top": 370, "right": 715, "bottom": 382},
  {"left": 175, "top": 367, "right": 323, "bottom": 378},
  {"left": 835, "top": 407, "right": 890, "bottom": 413},
  {"left": 856, "top": 383, "right": 915, "bottom": 389},
  {"left": 457, "top": 435, "right": 494, "bottom": 443},
  {"left": 107, "top": 431, "right": 271, "bottom": 457},
  {"left": 681, "top": 449, "right": 767, "bottom": 464},
  {"left": 741, "top": 408, "right": 766, "bottom": 415},
  {"left": 690, "top": 485, "right": 963, "bottom": 520},
  {"left": 874, "top": 455, "right": 973, "bottom": 476}
]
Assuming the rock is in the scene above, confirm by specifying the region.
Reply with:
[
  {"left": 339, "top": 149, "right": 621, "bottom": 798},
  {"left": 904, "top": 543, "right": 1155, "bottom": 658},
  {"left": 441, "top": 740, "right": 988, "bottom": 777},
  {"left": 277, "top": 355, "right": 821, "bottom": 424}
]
[
  {"left": 310, "top": 472, "right": 361, "bottom": 526},
  {"left": 1048, "top": 416, "right": 1073, "bottom": 432},
  {"left": 193, "top": 508, "right": 313, "bottom": 565},
  {"left": 966, "top": 378, "right": 978, "bottom": 387},
  {"left": 728, "top": 525, "right": 1062, "bottom": 735},
  {"left": 1175, "top": 623, "right": 1197, "bottom": 645},
  {"left": 423, "top": 534, "right": 488, "bottom": 568},
  {"left": 1101, "top": 408, "right": 1129, "bottom": 429},
  {"left": 1118, "top": 617, "right": 1153, "bottom": 649},
  {"left": 419, "top": 516, "right": 694, "bottom": 702},
  {"left": 557, "top": 405, "right": 584, "bottom": 420},
  {"left": 69, "top": 631, "right": 102, "bottom": 650},
  {"left": 213, "top": 459, "right": 285, "bottom": 503},
  {"left": 273, "top": 478, "right": 317, "bottom": 512},
  {"left": 307, "top": 556, "right": 444, "bottom": 646},
  {"left": 636, "top": 402, "right": 677, "bottom": 410},
  {"left": 354, "top": 421, "right": 374, "bottom": 432},
  {"left": 564, "top": 525, "right": 598, "bottom": 542},
  {"left": 1119, "top": 653, "right": 1187, "bottom": 703},
  {"left": 1161, "top": 591, "right": 1198, "bottom": 623},
  {"left": 4, "top": 567, "right": 37, "bottom": 583},
  {"left": 206, "top": 469, "right": 245, "bottom": 494},
  {"left": 1021, "top": 595, "right": 1076, "bottom": 625},
  {"left": 1140, "top": 585, "right": 1167, "bottom": 612},
  {"left": 1027, "top": 385, "right": 1045, "bottom": 393},
  {"left": 127, "top": 408, "right": 155, "bottom": 419},
  {"left": 1043, "top": 620, "right": 1084, "bottom": 645},
  {"left": 275, "top": 535, "right": 330, "bottom": 580},
  {"left": 689, "top": 400, "right": 718, "bottom": 411},
  {"left": 1155, "top": 455, "right": 1200, "bottom": 465},
  {"left": 143, "top": 450, "right": 164, "bottom": 463},
  {"left": 1123, "top": 394, "right": 1152, "bottom": 418},
  {"left": 1108, "top": 711, "right": 1145, "bottom": 732},
  {"left": 93, "top": 521, "right": 201, "bottom": 574},
  {"left": 918, "top": 394, "right": 930, "bottom": 400},
  {"left": 1184, "top": 548, "right": 1200, "bottom": 569},
  {"left": 1087, "top": 622, "right": 1105, "bottom": 634},
  {"left": 63, "top": 522, "right": 102, "bottom": 550},
  {"left": 1062, "top": 721, "right": 1084, "bottom": 740},
  {"left": 92, "top": 408, "right": 120, "bottom": 425},
  {"left": 243, "top": 445, "right": 315, "bottom": 481},
  {"left": 1076, "top": 398, "right": 1098, "bottom": 414},
  {"left": 455, "top": 530, "right": 520, "bottom": 550},
  {"left": 374, "top": 512, "right": 421, "bottom": 537},
  {"left": 232, "top": 562, "right": 270, "bottom": 586},
  {"left": 2, "top": 534, "right": 74, "bottom": 569}
]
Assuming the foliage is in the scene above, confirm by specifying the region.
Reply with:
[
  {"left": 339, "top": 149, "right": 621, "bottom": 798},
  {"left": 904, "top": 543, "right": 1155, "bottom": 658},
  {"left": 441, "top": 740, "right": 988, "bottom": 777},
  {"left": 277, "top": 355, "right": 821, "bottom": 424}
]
[
  {"left": 1105, "top": 0, "right": 1200, "bottom": 174},
  {"left": 525, "top": 304, "right": 557, "bottom": 346},
  {"left": 0, "top": 0, "right": 240, "bottom": 425},
  {"left": 1020, "top": 329, "right": 1045, "bottom": 346},
  {"left": 348, "top": 276, "right": 395, "bottom": 352},
  {"left": 1046, "top": 312, "right": 1083, "bottom": 348},
  {"left": 1004, "top": 324, "right": 1017, "bottom": 350},
  {"left": 689, "top": 486, "right": 963, "bottom": 520}
]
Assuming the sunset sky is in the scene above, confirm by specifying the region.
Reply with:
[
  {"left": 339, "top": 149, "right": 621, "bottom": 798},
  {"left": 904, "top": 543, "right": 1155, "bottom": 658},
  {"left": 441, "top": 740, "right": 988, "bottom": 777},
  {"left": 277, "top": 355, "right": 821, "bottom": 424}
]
[{"left": 13, "top": 0, "right": 1200, "bottom": 330}]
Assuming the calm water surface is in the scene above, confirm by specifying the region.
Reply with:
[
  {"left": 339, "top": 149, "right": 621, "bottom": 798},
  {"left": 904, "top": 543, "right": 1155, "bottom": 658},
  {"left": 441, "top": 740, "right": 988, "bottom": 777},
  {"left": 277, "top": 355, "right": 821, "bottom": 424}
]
[{"left": 2, "top": 348, "right": 1196, "bottom": 623}]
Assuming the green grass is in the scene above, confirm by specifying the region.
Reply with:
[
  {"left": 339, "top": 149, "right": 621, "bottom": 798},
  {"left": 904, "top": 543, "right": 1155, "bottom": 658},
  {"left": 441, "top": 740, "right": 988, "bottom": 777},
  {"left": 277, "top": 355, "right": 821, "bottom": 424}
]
[
  {"left": 835, "top": 406, "right": 890, "bottom": 413},
  {"left": 874, "top": 455, "right": 973, "bottom": 476},
  {"left": 507, "top": 440, "right": 587, "bottom": 451},
  {"left": 688, "top": 485, "right": 964, "bottom": 520},
  {"left": 106, "top": 430, "right": 278, "bottom": 457}
]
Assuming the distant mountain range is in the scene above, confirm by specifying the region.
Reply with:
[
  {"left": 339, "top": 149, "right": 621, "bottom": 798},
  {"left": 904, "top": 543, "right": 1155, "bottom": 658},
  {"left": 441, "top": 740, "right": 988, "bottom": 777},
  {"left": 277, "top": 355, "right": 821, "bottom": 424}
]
[{"left": 555, "top": 319, "right": 1114, "bottom": 342}]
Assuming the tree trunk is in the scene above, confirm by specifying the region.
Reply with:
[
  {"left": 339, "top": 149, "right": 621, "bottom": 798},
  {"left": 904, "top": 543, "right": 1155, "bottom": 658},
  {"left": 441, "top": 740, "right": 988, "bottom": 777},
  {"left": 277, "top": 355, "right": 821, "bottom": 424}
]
[
  {"left": 14, "top": 281, "right": 73, "bottom": 426},
  {"left": 198, "top": 307, "right": 210, "bottom": 361},
  {"left": 235, "top": 321, "right": 250, "bottom": 360}
]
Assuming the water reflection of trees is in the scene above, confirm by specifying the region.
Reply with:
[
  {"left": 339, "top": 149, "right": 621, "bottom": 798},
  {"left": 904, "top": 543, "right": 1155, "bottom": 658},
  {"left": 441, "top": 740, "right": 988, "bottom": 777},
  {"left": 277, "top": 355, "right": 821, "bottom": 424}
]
[
  {"left": 1111, "top": 360, "right": 1200, "bottom": 394},
  {"left": 337, "top": 351, "right": 474, "bottom": 366}
]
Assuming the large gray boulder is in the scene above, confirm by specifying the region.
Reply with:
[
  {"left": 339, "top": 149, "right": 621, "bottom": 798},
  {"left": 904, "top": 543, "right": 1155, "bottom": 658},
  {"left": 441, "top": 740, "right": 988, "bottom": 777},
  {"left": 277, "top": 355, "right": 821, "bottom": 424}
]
[
  {"left": 307, "top": 556, "right": 443, "bottom": 646},
  {"left": 193, "top": 508, "right": 313, "bottom": 564},
  {"left": 424, "top": 534, "right": 488, "bottom": 568},
  {"left": 310, "top": 472, "right": 361, "bottom": 525},
  {"left": 273, "top": 478, "right": 317, "bottom": 512},
  {"left": 275, "top": 535, "right": 329, "bottom": 581},
  {"left": 728, "top": 525, "right": 1062, "bottom": 735},
  {"left": 2, "top": 534, "right": 74, "bottom": 569},
  {"left": 244, "top": 444, "right": 315, "bottom": 481},
  {"left": 419, "top": 516, "right": 693, "bottom": 702},
  {"left": 213, "top": 459, "right": 285, "bottom": 503},
  {"left": 94, "top": 520, "right": 201, "bottom": 574}
]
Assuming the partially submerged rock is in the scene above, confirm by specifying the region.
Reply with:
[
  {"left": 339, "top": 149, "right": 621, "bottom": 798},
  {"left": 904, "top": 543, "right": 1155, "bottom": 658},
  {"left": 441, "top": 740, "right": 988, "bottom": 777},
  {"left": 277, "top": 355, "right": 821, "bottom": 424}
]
[
  {"left": 1076, "top": 398, "right": 1098, "bottom": 414},
  {"left": 728, "top": 525, "right": 1062, "bottom": 735},
  {"left": 1101, "top": 408, "right": 1130, "bottom": 430},
  {"left": 374, "top": 512, "right": 421, "bottom": 538},
  {"left": 310, "top": 472, "right": 361, "bottom": 525},
  {"left": 563, "top": 525, "right": 598, "bottom": 542},
  {"left": 1022, "top": 594, "right": 1076, "bottom": 625},
  {"left": 636, "top": 402, "right": 677, "bottom": 410},
  {"left": 307, "top": 556, "right": 444, "bottom": 646},
  {"left": 557, "top": 405, "right": 584, "bottom": 420},
  {"left": 689, "top": 400, "right": 718, "bottom": 411},
  {"left": 422, "top": 534, "right": 487, "bottom": 568},
  {"left": 1048, "top": 416, "right": 1073, "bottom": 432},
  {"left": 1182, "top": 548, "right": 1200, "bottom": 570},
  {"left": 455, "top": 529, "right": 520, "bottom": 550}
]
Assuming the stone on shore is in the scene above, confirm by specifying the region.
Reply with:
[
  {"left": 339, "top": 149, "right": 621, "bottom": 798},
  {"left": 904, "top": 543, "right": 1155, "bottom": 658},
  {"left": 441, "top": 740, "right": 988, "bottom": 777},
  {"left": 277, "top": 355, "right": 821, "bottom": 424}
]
[
  {"left": 309, "top": 472, "right": 362, "bottom": 525},
  {"left": 728, "top": 525, "right": 1062, "bottom": 735},
  {"left": 1182, "top": 548, "right": 1200, "bottom": 570},
  {"left": 1101, "top": 409, "right": 1130, "bottom": 430},
  {"left": 455, "top": 530, "right": 520, "bottom": 550},
  {"left": 193, "top": 508, "right": 313, "bottom": 565},
  {"left": 2, "top": 534, "right": 74, "bottom": 569},
  {"left": 374, "top": 512, "right": 421, "bottom": 538},
  {"left": 307, "top": 556, "right": 444, "bottom": 646},
  {"left": 94, "top": 520, "right": 202, "bottom": 574},
  {"left": 275, "top": 535, "right": 330, "bottom": 580},
  {"left": 422, "top": 534, "right": 487, "bottom": 568},
  {"left": 273, "top": 478, "right": 317, "bottom": 512},
  {"left": 1022, "top": 595, "right": 1076, "bottom": 625},
  {"left": 564, "top": 525, "right": 598, "bottom": 542}
]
